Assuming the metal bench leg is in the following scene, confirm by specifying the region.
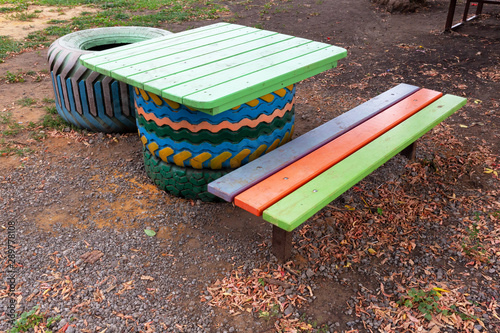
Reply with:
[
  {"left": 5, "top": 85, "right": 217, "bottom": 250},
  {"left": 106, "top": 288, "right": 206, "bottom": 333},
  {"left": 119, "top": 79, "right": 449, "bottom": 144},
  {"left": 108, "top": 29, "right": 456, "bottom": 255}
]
[
  {"left": 463, "top": 0, "right": 472, "bottom": 22},
  {"left": 272, "top": 225, "right": 292, "bottom": 262},
  {"left": 445, "top": 0, "right": 458, "bottom": 31},
  {"left": 476, "top": 0, "right": 485, "bottom": 15},
  {"left": 400, "top": 141, "right": 417, "bottom": 161}
]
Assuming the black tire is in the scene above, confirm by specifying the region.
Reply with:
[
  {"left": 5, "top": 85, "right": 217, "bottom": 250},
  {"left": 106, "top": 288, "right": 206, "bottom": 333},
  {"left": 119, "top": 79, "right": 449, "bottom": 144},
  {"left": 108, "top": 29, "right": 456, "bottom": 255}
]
[
  {"left": 143, "top": 146, "right": 230, "bottom": 202},
  {"left": 47, "top": 27, "right": 172, "bottom": 133}
]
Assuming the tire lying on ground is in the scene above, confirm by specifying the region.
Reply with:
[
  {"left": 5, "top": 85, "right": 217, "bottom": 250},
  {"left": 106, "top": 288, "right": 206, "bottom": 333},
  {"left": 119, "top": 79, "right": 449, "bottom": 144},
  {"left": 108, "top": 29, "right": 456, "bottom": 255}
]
[
  {"left": 47, "top": 27, "right": 172, "bottom": 133},
  {"left": 143, "top": 146, "right": 230, "bottom": 202}
]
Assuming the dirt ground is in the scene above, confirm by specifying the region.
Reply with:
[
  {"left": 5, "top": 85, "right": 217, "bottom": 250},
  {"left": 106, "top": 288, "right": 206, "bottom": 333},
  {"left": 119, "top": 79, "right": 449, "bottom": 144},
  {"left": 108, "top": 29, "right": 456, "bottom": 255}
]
[{"left": 0, "top": 0, "right": 499, "bottom": 332}]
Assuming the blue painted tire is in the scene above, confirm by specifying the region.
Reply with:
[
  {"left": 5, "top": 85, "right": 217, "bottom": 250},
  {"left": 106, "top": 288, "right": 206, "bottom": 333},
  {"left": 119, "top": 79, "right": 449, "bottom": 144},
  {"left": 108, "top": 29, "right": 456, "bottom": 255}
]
[
  {"left": 47, "top": 27, "right": 172, "bottom": 133},
  {"left": 137, "top": 85, "right": 296, "bottom": 170}
]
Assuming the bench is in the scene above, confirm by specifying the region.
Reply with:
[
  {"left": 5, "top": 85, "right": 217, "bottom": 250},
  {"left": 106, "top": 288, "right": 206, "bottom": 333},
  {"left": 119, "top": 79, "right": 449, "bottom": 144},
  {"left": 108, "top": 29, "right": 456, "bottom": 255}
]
[{"left": 207, "top": 83, "right": 467, "bottom": 261}]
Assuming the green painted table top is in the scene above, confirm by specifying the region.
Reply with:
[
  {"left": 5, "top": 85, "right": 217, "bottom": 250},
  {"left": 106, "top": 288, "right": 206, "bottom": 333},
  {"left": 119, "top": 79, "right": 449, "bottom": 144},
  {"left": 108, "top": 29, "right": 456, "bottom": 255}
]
[{"left": 79, "top": 23, "right": 347, "bottom": 115}]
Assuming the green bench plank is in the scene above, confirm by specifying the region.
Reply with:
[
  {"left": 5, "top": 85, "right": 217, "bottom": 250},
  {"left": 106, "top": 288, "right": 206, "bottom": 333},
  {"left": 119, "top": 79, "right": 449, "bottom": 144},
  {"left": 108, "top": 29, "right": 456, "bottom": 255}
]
[{"left": 262, "top": 94, "right": 466, "bottom": 231}]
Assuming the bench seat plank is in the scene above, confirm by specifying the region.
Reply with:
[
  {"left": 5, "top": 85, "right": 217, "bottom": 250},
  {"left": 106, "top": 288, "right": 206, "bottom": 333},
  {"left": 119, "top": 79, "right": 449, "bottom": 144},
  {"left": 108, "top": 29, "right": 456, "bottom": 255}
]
[
  {"left": 262, "top": 94, "right": 467, "bottom": 231},
  {"left": 207, "top": 83, "right": 420, "bottom": 201},
  {"left": 234, "top": 88, "right": 442, "bottom": 216}
]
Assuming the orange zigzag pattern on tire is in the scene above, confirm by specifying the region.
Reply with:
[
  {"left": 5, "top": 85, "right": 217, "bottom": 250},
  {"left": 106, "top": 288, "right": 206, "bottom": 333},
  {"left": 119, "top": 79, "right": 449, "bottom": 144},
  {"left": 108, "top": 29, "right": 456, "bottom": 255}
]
[{"left": 135, "top": 97, "right": 295, "bottom": 133}]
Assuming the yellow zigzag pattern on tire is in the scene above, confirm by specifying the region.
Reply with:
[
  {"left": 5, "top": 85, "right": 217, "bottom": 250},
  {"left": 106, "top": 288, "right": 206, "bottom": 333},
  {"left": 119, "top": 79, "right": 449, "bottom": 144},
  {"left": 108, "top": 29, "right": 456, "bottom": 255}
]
[
  {"left": 135, "top": 85, "right": 294, "bottom": 110},
  {"left": 140, "top": 125, "right": 294, "bottom": 169}
]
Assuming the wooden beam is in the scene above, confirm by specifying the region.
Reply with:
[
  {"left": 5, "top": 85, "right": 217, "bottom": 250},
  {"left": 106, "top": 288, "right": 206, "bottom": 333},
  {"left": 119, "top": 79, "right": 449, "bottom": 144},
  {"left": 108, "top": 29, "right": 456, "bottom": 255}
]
[
  {"left": 272, "top": 225, "right": 292, "bottom": 262},
  {"left": 400, "top": 141, "right": 417, "bottom": 161}
]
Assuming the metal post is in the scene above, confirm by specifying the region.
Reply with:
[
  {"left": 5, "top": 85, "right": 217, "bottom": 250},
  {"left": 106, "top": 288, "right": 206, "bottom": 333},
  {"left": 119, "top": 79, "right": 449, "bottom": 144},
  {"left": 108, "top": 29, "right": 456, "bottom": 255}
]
[
  {"left": 272, "top": 225, "right": 292, "bottom": 262},
  {"left": 477, "top": 0, "right": 485, "bottom": 14},
  {"left": 445, "top": 0, "right": 458, "bottom": 31}
]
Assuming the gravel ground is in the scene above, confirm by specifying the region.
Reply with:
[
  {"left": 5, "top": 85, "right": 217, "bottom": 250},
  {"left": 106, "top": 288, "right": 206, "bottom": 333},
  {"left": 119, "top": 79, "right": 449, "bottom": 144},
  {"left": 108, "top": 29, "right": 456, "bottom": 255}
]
[
  {"left": 1, "top": 0, "right": 499, "bottom": 332},
  {"left": 1, "top": 128, "right": 498, "bottom": 332}
]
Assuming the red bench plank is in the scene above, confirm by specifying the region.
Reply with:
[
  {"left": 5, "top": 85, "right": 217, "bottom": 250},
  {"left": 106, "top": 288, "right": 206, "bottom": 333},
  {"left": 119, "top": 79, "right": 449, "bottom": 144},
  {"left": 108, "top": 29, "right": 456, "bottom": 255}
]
[{"left": 234, "top": 88, "right": 442, "bottom": 216}]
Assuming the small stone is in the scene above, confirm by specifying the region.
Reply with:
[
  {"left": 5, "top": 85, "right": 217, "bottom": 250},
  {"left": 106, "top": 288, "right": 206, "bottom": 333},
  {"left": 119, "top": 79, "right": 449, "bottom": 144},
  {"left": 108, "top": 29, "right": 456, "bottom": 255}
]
[
  {"left": 306, "top": 269, "right": 315, "bottom": 278},
  {"left": 284, "top": 306, "right": 294, "bottom": 316}
]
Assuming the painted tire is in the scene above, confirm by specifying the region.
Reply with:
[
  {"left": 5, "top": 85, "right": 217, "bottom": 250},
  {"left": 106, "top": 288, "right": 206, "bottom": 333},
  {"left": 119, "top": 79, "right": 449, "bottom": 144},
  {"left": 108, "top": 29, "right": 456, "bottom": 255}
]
[
  {"left": 143, "top": 146, "right": 228, "bottom": 202},
  {"left": 137, "top": 85, "right": 296, "bottom": 169},
  {"left": 47, "top": 27, "right": 172, "bottom": 133}
]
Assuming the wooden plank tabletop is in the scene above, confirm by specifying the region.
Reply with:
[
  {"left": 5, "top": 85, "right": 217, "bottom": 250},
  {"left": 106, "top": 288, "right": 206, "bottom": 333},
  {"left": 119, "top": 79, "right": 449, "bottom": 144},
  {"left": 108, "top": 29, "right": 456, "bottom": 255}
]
[{"left": 79, "top": 23, "right": 347, "bottom": 115}]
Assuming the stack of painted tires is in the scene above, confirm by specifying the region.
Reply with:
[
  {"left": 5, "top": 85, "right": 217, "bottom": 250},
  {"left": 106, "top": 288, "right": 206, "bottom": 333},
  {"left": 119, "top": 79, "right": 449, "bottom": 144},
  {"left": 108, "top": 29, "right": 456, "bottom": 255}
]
[
  {"left": 137, "top": 85, "right": 296, "bottom": 201},
  {"left": 47, "top": 27, "right": 172, "bottom": 133}
]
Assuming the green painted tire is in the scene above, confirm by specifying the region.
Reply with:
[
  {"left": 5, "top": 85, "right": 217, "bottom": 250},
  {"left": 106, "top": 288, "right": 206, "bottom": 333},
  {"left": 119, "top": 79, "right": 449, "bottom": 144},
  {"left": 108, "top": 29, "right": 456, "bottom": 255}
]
[
  {"left": 143, "top": 146, "right": 230, "bottom": 202},
  {"left": 47, "top": 27, "right": 172, "bottom": 133}
]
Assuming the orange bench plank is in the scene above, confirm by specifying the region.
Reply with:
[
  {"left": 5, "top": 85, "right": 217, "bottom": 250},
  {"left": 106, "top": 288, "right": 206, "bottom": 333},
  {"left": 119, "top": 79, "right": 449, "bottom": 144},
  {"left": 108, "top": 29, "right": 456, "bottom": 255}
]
[{"left": 234, "top": 88, "right": 442, "bottom": 216}]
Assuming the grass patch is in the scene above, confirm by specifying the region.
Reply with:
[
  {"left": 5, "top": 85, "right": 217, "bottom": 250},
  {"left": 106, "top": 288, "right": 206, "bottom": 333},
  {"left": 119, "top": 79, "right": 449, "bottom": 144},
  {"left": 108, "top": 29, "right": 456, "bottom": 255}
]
[
  {"left": 0, "top": 141, "right": 33, "bottom": 156},
  {"left": 0, "top": 36, "right": 21, "bottom": 63},
  {"left": 16, "top": 97, "right": 37, "bottom": 107},
  {"left": 0, "top": 111, "right": 24, "bottom": 136},
  {"left": 4, "top": 70, "right": 24, "bottom": 83},
  {"left": 8, "top": 10, "right": 39, "bottom": 21},
  {"left": 0, "top": 0, "right": 228, "bottom": 62}
]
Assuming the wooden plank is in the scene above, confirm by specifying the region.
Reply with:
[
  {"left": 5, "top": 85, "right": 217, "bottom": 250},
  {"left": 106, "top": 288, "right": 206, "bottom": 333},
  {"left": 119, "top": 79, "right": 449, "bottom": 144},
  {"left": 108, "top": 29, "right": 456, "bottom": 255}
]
[
  {"left": 80, "top": 23, "right": 232, "bottom": 66},
  {"left": 167, "top": 45, "right": 347, "bottom": 112},
  {"left": 207, "top": 83, "right": 420, "bottom": 201},
  {"left": 126, "top": 34, "right": 305, "bottom": 93},
  {"left": 234, "top": 89, "right": 442, "bottom": 216},
  {"left": 142, "top": 40, "right": 334, "bottom": 100},
  {"left": 272, "top": 225, "right": 292, "bottom": 262},
  {"left": 79, "top": 23, "right": 348, "bottom": 114},
  {"left": 112, "top": 30, "right": 283, "bottom": 83},
  {"left": 96, "top": 27, "right": 269, "bottom": 77},
  {"left": 262, "top": 94, "right": 467, "bottom": 231}
]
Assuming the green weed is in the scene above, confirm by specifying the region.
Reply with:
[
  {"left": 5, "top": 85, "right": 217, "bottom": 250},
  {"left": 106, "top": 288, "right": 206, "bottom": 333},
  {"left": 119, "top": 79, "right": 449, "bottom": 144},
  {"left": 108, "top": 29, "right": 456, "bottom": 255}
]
[
  {"left": 0, "top": 36, "right": 21, "bottom": 62},
  {"left": 461, "top": 212, "right": 488, "bottom": 261},
  {"left": 398, "top": 288, "right": 441, "bottom": 321},
  {"left": 398, "top": 288, "right": 478, "bottom": 322},
  {"left": 9, "top": 11, "right": 40, "bottom": 21},
  {"left": 1, "top": 122, "right": 24, "bottom": 136},
  {"left": 40, "top": 114, "right": 67, "bottom": 130},
  {"left": 0, "top": 112, "right": 23, "bottom": 136},
  {"left": 0, "top": 111, "right": 13, "bottom": 125},
  {"left": 0, "top": 142, "right": 33, "bottom": 156},
  {"left": 44, "top": 106, "right": 58, "bottom": 115},
  {"left": 16, "top": 97, "right": 37, "bottom": 107},
  {"left": 258, "top": 303, "right": 281, "bottom": 320},
  {"left": 4, "top": 70, "right": 24, "bottom": 83},
  {"left": 9, "top": 305, "right": 61, "bottom": 333}
]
